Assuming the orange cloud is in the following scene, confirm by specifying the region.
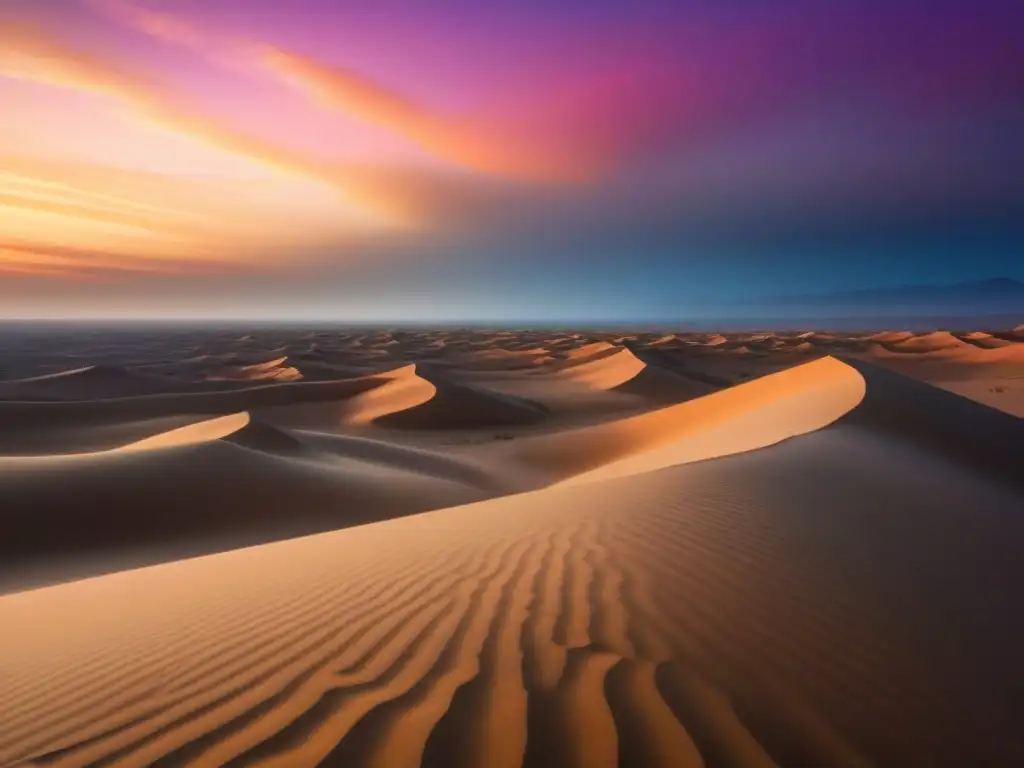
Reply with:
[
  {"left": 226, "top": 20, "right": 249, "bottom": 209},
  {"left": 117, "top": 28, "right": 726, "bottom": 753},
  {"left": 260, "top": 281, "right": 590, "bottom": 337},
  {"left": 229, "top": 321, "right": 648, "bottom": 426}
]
[
  {"left": 0, "top": 241, "right": 239, "bottom": 278},
  {"left": 0, "top": 192, "right": 187, "bottom": 236},
  {"left": 84, "top": 1, "right": 588, "bottom": 182},
  {"left": 0, "top": 262, "right": 107, "bottom": 281},
  {"left": 0, "top": 168, "right": 210, "bottom": 224},
  {"left": 0, "top": 153, "right": 427, "bottom": 279},
  {"left": 260, "top": 48, "right": 590, "bottom": 183},
  {"left": 0, "top": 21, "right": 408, "bottom": 227}
]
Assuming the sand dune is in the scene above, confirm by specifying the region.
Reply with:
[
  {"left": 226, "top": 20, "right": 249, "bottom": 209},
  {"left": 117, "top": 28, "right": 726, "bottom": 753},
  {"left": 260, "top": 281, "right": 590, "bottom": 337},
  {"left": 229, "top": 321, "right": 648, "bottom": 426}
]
[
  {"left": 2, "top": 326, "right": 1024, "bottom": 767},
  {"left": 0, "top": 415, "right": 493, "bottom": 591},
  {"left": 0, "top": 373, "right": 391, "bottom": 430},
  {"left": 0, "top": 365, "right": 197, "bottom": 400},
  {"left": 376, "top": 366, "right": 549, "bottom": 430},
  {"left": 538, "top": 344, "right": 713, "bottom": 403},
  {"left": 783, "top": 340, "right": 815, "bottom": 352},
  {"left": 562, "top": 341, "right": 619, "bottom": 359},
  {"left": 837, "top": 357, "right": 1024, "bottom": 488},
  {"left": 446, "top": 347, "right": 554, "bottom": 370},
  {"left": 610, "top": 359, "right": 716, "bottom": 402},
  {"left": 968, "top": 336, "right": 1015, "bottom": 349},
  {"left": 928, "top": 378, "right": 1024, "bottom": 417},
  {"left": 115, "top": 411, "right": 257, "bottom": 452},
  {"left": 886, "top": 330, "right": 969, "bottom": 353},
  {"left": 260, "top": 363, "right": 549, "bottom": 431},
  {"left": 260, "top": 364, "right": 436, "bottom": 428},
  {"left": 647, "top": 334, "right": 678, "bottom": 345},
  {"left": 869, "top": 335, "right": 1024, "bottom": 364},
  {"left": 723, "top": 344, "right": 754, "bottom": 355},
  {"left": 547, "top": 345, "right": 646, "bottom": 388},
  {"left": 205, "top": 356, "right": 304, "bottom": 383},
  {"left": 2, "top": 354, "right": 1023, "bottom": 766},
  {"left": 500, "top": 355, "right": 864, "bottom": 486},
  {"left": 0, "top": 357, "right": 866, "bottom": 586}
]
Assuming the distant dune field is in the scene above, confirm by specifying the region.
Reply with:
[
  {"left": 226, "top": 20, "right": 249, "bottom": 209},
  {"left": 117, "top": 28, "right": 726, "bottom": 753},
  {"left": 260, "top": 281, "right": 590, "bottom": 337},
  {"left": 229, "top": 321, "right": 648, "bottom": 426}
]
[{"left": 1, "top": 326, "right": 1023, "bottom": 766}]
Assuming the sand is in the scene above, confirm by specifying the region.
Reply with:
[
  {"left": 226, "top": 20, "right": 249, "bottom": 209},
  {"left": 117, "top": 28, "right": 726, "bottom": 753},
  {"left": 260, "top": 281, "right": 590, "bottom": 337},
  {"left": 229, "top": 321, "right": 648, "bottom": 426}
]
[{"left": 1, "top": 325, "right": 1023, "bottom": 766}]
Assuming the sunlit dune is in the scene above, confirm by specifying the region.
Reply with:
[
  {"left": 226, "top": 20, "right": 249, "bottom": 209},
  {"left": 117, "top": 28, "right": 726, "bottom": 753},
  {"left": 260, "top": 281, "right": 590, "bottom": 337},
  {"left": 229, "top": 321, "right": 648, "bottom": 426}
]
[
  {"left": 886, "top": 330, "right": 967, "bottom": 353},
  {"left": 205, "top": 357, "right": 304, "bottom": 383},
  {"left": 1, "top": 329, "right": 1023, "bottom": 767},
  {"left": 1, "top": 0, "right": 1022, "bottom": 757},
  {"left": 512, "top": 355, "right": 864, "bottom": 486},
  {"left": 116, "top": 411, "right": 253, "bottom": 452}
]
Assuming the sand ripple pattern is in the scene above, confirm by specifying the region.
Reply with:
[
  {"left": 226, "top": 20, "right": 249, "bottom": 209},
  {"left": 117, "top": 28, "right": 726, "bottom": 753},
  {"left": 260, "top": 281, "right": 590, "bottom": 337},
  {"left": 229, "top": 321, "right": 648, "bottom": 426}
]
[{"left": 3, "top": 417, "right": 1023, "bottom": 767}]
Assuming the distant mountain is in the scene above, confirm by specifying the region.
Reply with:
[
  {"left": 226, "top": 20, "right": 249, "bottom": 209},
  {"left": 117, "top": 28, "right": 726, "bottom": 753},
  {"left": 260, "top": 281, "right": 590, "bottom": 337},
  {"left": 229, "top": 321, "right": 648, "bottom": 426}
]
[{"left": 774, "top": 278, "right": 1024, "bottom": 313}]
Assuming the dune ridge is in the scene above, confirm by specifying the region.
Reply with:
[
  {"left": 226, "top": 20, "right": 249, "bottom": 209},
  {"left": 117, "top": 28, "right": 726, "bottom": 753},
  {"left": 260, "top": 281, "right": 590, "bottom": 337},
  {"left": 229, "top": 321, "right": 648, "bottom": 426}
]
[
  {"left": 0, "top": 365, "right": 197, "bottom": 400},
  {"left": 539, "top": 343, "right": 713, "bottom": 403},
  {"left": 2, "top": 359, "right": 1023, "bottom": 765},
  {"left": 503, "top": 355, "right": 864, "bottom": 485},
  {"left": 0, "top": 363, "right": 548, "bottom": 434},
  {"left": 0, "top": 357, "right": 858, "bottom": 587},
  {"left": 205, "top": 356, "right": 304, "bottom": 383},
  {"left": 374, "top": 365, "right": 549, "bottom": 430},
  {"left": 2, "top": 327, "right": 1024, "bottom": 767}
]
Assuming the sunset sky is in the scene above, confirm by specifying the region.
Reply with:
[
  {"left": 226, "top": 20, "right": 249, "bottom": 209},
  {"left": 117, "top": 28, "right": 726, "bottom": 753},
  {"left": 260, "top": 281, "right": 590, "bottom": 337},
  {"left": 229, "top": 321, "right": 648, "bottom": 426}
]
[{"left": 1, "top": 0, "right": 1022, "bottom": 321}]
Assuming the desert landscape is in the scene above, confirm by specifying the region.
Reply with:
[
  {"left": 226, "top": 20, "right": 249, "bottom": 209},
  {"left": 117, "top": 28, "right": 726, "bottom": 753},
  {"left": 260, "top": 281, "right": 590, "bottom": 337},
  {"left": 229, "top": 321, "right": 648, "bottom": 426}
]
[
  {"left": 3, "top": 0, "right": 1022, "bottom": 762},
  {"left": 1, "top": 324, "right": 1023, "bottom": 767}
]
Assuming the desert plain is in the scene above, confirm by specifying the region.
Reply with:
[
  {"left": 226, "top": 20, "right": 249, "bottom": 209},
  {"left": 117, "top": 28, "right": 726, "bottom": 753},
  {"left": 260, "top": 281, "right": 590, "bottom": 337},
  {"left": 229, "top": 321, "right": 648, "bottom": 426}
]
[{"left": 1, "top": 323, "right": 1023, "bottom": 767}]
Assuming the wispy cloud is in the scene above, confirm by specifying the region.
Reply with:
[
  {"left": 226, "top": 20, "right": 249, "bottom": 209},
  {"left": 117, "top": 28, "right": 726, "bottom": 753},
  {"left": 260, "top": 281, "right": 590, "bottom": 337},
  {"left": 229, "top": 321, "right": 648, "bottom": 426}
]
[
  {"left": 259, "top": 48, "right": 590, "bottom": 182},
  {"left": 0, "top": 20, "right": 408, "bottom": 227},
  {"left": 0, "top": 191, "right": 190, "bottom": 236},
  {"left": 0, "top": 260, "right": 106, "bottom": 281},
  {"left": 87, "top": 0, "right": 213, "bottom": 51},
  {"left": 0, "top": 240, "right": 240, "bottom": 280},
  {"left": 87, "top": 1, "right": 591, "bottom": 182}
]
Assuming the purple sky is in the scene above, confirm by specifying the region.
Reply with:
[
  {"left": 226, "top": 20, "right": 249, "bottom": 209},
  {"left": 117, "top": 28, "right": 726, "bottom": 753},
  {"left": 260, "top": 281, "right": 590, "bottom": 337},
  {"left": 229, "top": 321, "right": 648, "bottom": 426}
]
[{"left": 1, "top": 0, "right": 1022, "bottom": 320}]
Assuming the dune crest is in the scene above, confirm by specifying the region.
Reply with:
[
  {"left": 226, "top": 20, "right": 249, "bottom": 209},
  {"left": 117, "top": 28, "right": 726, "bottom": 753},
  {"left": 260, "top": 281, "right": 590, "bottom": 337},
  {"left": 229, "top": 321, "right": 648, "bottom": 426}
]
[
  {"left": 345, "top": 364, "right": 437, "bottom": 424},
  {"left": 116, "top": 411, "right": 253, "bottom": 452},
  {"left": 206, "top": 356, "right": 304, "bottom": 382},
  {"left": 2, "top": 325, "right": 1024, "bottom": 767},
  {"left": 2, "top": 363, "right": 1022, "bottom": 765},
  {"left": 507, "top": 355, "right": 865, "bottom": 485},
  {"left": 536, "top": 343, "right": 713, "bottom": 403},
  {"left": 887, "top": 331, "right": 968, "bottom": 353},
  {"left": 548, "top": 344, "right": 648, "bottom": 389},
  {"left": 0, "top": 365, "right": 191, "bottom": 400},
  {"left": 374, "top": 365, "right": 549, "bottom": 430}
]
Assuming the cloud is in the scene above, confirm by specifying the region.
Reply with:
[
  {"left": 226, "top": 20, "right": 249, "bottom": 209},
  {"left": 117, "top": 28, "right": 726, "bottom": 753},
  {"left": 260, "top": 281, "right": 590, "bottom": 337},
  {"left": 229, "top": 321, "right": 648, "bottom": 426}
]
[
  {"left": 0, "top": 241, "right": 238, "bottom": 281},
  {"left": 85, "top": 0, "right": 256, "bottom": 69},
  {"left": 0, "top": 260, "right": 104, "bottom": 281},
  {"left": 0, "top": 20, "right": 409, "bottom": 227},
  {"left": 87, "top": 0, "right": 212, "bottom": 51},
  {"left": 85, "top": 1, "right": 592, "bottom": 182},
  {"left": 259, "top": 48, "right": 590, "bottom": 182},
  {"left": 0, "top": 191, "right": 192, "bottom": 236},
  {"left": 0, "top": 152, "right": 470, "bottom": 285}
]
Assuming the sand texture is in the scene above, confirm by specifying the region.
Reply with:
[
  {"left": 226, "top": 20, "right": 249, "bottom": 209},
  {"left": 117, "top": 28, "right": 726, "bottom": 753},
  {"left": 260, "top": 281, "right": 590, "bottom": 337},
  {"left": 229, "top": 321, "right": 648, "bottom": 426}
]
[{"left": 1, "top": 325, "right": 1023, "bottom": 766}]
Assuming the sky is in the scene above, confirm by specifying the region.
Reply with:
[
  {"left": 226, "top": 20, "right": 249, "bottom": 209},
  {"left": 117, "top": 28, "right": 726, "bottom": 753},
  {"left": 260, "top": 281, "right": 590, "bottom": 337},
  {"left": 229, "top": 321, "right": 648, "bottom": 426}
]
[{"left": 1, "top": 0, "right": 1022, "bottom": 321}]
